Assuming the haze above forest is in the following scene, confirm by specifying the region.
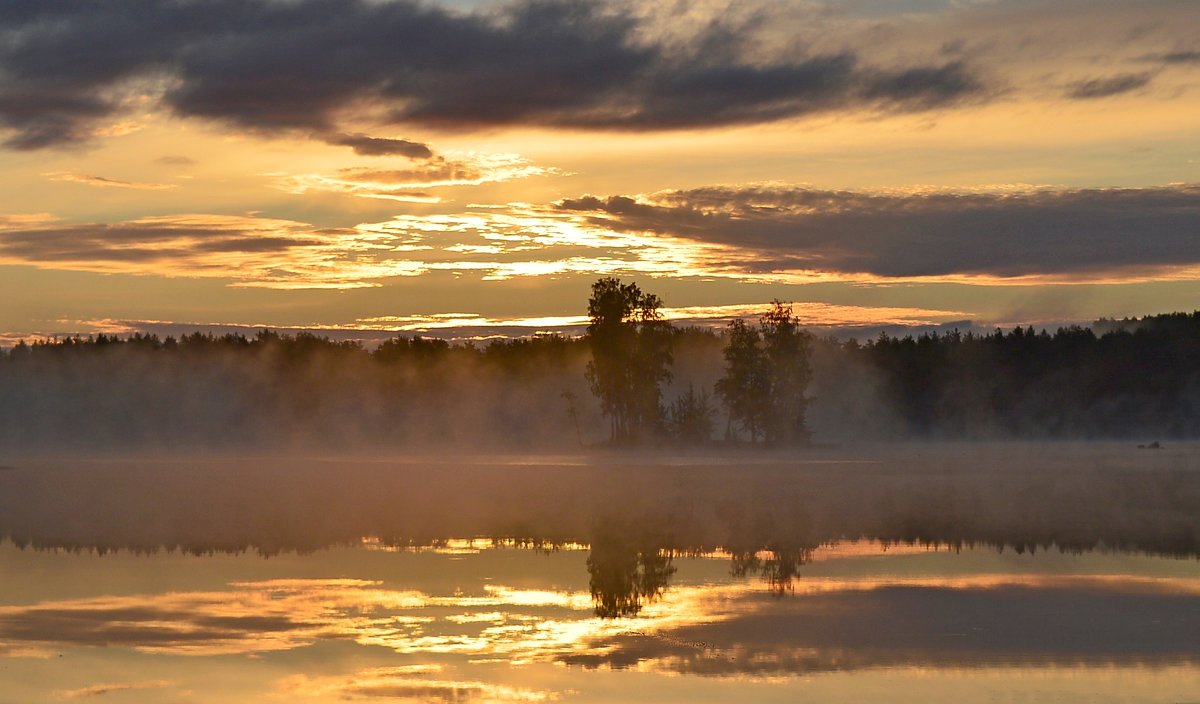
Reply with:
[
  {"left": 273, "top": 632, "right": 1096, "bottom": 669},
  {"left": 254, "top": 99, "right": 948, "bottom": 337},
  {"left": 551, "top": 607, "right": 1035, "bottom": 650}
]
[{"left": 3, "top": 277, "right": 1200, "bottom": 455}]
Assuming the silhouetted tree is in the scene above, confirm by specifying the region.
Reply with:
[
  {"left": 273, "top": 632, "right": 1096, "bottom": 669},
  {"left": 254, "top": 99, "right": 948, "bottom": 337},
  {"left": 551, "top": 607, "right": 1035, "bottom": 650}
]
[
  {"left": 715, "top": 318, "right": 768, "bottom": 441},
  {"left": 759, "top": 301, "right": 812, "bottom": 445},
  {"left": 585, "top": 278, "right": 673, "bottom": 443},
  {"left": 716, "top": 302, "right": 812, "bottom": 444},
  {"left": 667, "top": 384, "right": 715, "bottom": 443}
]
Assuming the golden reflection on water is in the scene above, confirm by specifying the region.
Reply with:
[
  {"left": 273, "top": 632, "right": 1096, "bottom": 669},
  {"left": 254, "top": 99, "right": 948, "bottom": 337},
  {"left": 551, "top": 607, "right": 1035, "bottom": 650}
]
[{"left": 1, "top": 540, "right": 1199, "bottom": 702}]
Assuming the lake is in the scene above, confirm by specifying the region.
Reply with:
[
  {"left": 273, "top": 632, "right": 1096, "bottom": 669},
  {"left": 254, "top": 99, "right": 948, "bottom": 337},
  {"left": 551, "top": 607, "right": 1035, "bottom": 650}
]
[{"left": 1, "top": 444, "right": 1198, "bottom": 702}]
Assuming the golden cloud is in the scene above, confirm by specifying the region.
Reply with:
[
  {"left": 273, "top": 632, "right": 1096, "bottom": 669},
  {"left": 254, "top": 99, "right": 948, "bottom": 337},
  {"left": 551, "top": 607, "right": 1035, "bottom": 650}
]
[
  {"left": 43, "top": 172, "right": 178, "bottom": 191},
  {"left": 276, "top": 153, "right": 559, "bottom": 202}
]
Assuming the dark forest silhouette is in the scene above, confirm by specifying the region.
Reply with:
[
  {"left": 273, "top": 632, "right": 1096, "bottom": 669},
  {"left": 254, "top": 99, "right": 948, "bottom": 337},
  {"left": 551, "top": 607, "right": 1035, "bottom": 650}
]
[{"left": 4, "top": 280, "right": 1200, "bottom": 450}]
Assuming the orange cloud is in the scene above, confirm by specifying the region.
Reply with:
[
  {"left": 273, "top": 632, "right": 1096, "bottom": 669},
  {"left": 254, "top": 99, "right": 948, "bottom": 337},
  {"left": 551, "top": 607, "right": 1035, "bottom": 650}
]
[{"left": 43, "top": 172, "right": 178, "bottom": 191}]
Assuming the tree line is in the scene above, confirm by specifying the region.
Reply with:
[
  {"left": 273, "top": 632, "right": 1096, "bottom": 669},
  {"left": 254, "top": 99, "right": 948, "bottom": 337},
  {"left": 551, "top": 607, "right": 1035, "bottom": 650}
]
[{"left": 3, "top": 278, "right": 1200, "bottom": 451}]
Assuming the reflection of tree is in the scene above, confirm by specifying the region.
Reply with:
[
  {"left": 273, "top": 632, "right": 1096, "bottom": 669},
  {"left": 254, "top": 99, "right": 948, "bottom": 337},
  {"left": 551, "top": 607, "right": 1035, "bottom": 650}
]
[
  {"left": 729, "top": 545, "right": 814, "bottom": 593},
  {"left": 587, "top": 523, "right": 677, "bottom": 618}
]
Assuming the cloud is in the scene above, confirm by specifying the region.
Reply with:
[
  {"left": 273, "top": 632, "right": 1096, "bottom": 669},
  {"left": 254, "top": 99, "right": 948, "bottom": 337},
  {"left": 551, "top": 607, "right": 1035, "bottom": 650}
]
[
  {"left": 0, "top": 207, "right": 725, "bottom": 287},
  {"left": 555, "top": 183, "right": 1200, "bottom": 281},
  {"left": 0, "top": 214, "right": 422, "bottom": 289},
  {"left": 154, "top": 155, "right": 196, "bottom": 166},
  {"left": 1066, "top": 72, "right": 1155, "bottom": 99},
  {"left": 0, "top": 0, "right": 989, "bottom": 149},
  {"left": 15, "top": 298, "right": 966, "bottom": 348},
  {"left": 1161, "top": 50, "right": 1200, "bottom": 64},
  {"left": 57, "top": 680, "right": 175, "bottom": 699},
  {"left": 279, "top": 667, "right": 555, "bottom": 702},
  {"left": 7, "top": 183, "right": 1200, "bottom": 288},
  {"left": 324, "top": 133, "right": 434, "bottom": 158},
  {"left": 276, "top": 153, "right": 559, "bottom": 201},
  {"left": 43, "top": 172, "right": 178, "bottom": 191}
]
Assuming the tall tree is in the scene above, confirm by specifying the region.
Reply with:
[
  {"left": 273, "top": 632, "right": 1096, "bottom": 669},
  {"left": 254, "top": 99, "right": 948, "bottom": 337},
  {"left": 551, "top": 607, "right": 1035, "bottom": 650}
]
[
  {"left": 585, "top": 277, "right": 673, "bottom": 443},
  {"left": 759, "top": 301, "right": 812, "bottom": 445},
  {"left": 716, "top": 301, "right": 812, "bottom": 445},
  {"left": 715, "top": 318, "right": 769, "bottom": 442}
]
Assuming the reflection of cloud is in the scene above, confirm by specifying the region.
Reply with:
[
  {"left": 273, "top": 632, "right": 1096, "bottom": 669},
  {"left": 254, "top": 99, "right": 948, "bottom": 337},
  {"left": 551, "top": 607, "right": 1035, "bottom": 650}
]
[
  {"left": 57, "top": 680, "right": 174, "bottom": 699},
  {"left": 3, "top": 550, "right": 1199, "bottom": 682},
  {"left": 568, "top": 577, "right": 1200, "bottom": 676},
  {"left": 280, "top": 667, "right": 555, "bottom": 702},
  {"left": 0, "top": 576, "right": 708, "bottom": 662},
  {"left": 43, "top": 172, "right": 178, "bottom": 191},
  {"left": 0, "top": 579, "right": 430, "bottom": 656},
  {"left": 277, "top": 153, "right": 558, "bottom": 202}
]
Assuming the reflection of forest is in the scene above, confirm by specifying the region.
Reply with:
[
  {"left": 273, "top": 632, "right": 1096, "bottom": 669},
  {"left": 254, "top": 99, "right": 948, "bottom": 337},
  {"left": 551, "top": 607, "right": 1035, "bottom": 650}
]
[{"left": 3, "top": 450, "right": 1199, "bottom": 601}]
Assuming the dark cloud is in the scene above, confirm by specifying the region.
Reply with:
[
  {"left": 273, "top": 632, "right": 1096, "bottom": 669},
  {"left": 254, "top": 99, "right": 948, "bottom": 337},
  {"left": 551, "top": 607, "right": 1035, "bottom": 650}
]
[
  {"left": 0, "top": 0, "right": 988, "bottom": 149},
  {"left": 0, "top": 223, "right": 313, "bottom": 263},
  {"left": 1066, "top": 72, "right": 1154, "bottom": 99},
  {"left": 1159, "top": 50, "right": 1200, "bottom": 64},
  {"left": 324, "top": 133, "right": 433, "bottom": 158},
  {"left": 556, "top": 184, "right": 1200, "bottom": 279}
]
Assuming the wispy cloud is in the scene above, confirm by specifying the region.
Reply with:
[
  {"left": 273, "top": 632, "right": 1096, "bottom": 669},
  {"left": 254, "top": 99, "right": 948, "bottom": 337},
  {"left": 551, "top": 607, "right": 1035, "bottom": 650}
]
[
  {"left": 0, "top": 214, "right": 420, "bottom": 289},
  {"left": 276, "top": 153, "right": 559, "bottom": 202},
  {"left": 279, "top": 667, "right": 556, "bottom": 702},
  {"left": 43, "top": 172, "right": 178, "bottom": 191},
  {"left": 0, "top": 207, "right": 723, "bottom": 288},
  {"left": 153, "top": 155, "right": 195, "bottom": 166},
  {"left": 1065, "top": 72, "right": 1155, "bottom": 99},
  {"left": 56, "top": 680, "right": 175, "bottom": 699}
]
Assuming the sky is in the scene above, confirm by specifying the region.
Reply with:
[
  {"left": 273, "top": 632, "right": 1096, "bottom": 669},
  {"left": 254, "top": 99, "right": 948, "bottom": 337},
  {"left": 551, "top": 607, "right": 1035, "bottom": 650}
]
[{"left": 1, "top": 0, "right": 1199, "bottom": 341}]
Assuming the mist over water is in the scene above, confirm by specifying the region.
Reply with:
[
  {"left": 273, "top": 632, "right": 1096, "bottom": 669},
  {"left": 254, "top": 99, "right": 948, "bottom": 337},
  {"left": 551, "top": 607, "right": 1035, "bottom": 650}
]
[
  {"left": 4, "top": 323, "right": 1200, "bottom": 702},
  {"left": 2, "top": 445, "right": 1198, "bottom": 559},
  {"left": 2, "top": 445, "right": 1199, "bottom": 702}
]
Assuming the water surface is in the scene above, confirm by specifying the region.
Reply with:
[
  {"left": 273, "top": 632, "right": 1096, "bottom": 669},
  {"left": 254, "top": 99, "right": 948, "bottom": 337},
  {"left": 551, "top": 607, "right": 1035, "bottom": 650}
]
[{"left": 1, "top": 446, "right": 1198, "bottom": 702}]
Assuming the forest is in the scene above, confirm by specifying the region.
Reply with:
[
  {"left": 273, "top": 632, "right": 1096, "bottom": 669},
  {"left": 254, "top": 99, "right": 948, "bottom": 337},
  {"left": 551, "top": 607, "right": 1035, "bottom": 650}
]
[{"left": 2, "top": 277, "right": 1200, "bottom": 453}]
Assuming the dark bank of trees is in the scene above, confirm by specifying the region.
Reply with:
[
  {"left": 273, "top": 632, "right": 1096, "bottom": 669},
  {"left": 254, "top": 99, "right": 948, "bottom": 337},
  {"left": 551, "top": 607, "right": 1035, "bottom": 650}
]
[
  {"left": 845, "top": 314, "right": 1200, "bottom": 439},
  {"left": 0, "top": 329, "right": 596, "bottom": 453},
  {"left": 5, "top": 279, "right": 1200, "bottom": 453}
]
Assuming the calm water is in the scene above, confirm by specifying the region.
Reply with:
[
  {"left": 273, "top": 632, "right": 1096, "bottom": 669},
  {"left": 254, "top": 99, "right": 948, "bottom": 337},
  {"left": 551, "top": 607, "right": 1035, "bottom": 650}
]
[
  {"left": 2, "top": 448, "right": 1199, "bottom": 702},
  {"left": 2, "top": 540, "right": 1199, "bottom": 702}
]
